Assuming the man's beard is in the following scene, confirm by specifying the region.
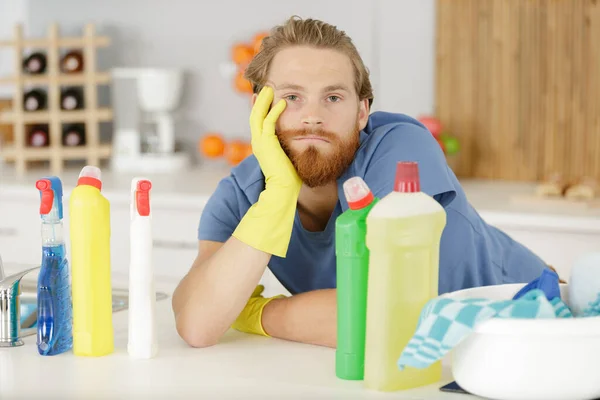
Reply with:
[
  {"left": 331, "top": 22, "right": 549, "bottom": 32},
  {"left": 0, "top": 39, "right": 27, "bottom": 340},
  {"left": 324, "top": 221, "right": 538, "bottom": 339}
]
[{"left": 276, "top": 121, "right": 361, "bottom": 188}]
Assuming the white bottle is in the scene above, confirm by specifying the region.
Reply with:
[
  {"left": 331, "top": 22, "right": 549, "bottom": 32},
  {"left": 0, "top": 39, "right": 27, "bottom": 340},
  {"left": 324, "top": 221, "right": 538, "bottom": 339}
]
[{"left": 128, "top": 177, "right": 158, "bottom": 359}]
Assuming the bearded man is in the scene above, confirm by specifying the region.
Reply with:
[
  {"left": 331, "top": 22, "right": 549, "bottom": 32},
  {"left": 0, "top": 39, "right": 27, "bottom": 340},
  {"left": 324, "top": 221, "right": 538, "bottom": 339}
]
[{"left": 172, "top": 16, "right": 550, "bottom": 349}]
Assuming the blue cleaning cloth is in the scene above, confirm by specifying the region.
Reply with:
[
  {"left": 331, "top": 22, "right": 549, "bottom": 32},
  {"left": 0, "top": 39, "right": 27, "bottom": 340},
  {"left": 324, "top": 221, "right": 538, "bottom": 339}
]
[
  {"left": 397, "top": 289, "right": 573, "bottom": 370},
  {"left": 512, "top": 268, "right": 561, "bottom": 301}
]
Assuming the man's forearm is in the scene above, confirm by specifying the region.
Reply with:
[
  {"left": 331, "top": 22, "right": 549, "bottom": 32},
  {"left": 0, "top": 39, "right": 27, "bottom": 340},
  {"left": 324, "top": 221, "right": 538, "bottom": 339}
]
[
  {"left": 261, "top": 289, "right": 337, "bottom": 348},
  {"left": 173, "top": 237, "right": 270, "bottom": 347}
]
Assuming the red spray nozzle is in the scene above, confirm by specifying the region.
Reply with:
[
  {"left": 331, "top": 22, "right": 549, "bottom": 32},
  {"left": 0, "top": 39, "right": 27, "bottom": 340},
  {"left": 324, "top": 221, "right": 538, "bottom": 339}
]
[
  {"left": 36, "top": 178, "right": 53, "bottom": 215},
  {"left": 136, "top": 179, "right": 152, "bottom": 217}
]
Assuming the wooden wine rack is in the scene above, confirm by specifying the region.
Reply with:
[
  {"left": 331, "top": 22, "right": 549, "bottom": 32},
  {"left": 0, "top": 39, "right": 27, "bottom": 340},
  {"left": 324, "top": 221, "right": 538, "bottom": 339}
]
[{"left": 0, "top": 22, "right": 113, "bottom": 175}]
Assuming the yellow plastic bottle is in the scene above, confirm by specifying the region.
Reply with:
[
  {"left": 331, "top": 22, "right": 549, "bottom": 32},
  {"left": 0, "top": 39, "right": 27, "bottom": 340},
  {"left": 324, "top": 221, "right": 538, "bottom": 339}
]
[
  {"left": 69, "top": 165, "right": 114, "bottom": 357},
  {"left": 364, "top": 161, "right": 447, "bottom": 392}
]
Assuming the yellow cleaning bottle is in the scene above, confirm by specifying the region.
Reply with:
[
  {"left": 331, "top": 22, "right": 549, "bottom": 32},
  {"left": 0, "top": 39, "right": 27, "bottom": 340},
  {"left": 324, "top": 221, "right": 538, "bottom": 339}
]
[
  {"left": 364, "top": 161, "right": 447, "bottom": 391},
  {"left": 69, "top": 165, "right": 114, "bottom": 356}
]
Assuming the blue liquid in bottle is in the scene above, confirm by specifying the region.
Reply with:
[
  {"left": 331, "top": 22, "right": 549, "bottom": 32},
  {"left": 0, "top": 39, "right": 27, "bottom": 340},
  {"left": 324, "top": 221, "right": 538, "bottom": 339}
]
[
  {"left": 37, "top": 244, "right": 73, "bottom": 355},
  {"left": 36, "top": 176, "right": 73, "bottom": 356}
]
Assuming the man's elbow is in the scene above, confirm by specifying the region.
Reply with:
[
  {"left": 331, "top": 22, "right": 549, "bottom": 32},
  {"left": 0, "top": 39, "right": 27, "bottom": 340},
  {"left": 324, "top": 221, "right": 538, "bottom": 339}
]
[{"left": 175, "top": 316, "right": 221, "bottom": 348}]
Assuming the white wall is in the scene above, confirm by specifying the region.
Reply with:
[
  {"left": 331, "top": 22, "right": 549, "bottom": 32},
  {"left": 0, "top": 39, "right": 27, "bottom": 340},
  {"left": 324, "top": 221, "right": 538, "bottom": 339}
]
[
  {"left": 376, "top": 0, "right": 436, "bottom": 119},
  {"left": 0, "top": 0, "right": 28, "bottom": 97},
  {"left": 19, "top": 0, "right": 435, "bottom": 149}
]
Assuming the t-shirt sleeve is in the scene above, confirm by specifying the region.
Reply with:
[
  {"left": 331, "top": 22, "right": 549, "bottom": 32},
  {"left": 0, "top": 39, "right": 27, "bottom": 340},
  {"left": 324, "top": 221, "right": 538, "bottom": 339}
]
[
  {"left": 197, "top": 176, "right": 243, "bottom": 243},
  {"left": 363, "top": 123, "right": 457, "bottom": 207}
]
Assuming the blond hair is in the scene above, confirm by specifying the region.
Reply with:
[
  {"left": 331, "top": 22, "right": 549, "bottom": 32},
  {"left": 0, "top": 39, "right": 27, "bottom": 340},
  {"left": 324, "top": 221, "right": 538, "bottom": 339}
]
[{"left": 244, "top": 16, "right": 374, "bottom": 108}]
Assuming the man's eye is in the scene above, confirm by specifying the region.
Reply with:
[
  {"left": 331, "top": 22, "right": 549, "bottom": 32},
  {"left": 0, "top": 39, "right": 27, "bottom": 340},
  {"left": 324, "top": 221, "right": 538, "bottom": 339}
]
[
  {"left": 285, "top": 95, "right": 298, "bottom": 101},
  {"left": 328, "top": 96, "right": 340, "bottom": 102}
]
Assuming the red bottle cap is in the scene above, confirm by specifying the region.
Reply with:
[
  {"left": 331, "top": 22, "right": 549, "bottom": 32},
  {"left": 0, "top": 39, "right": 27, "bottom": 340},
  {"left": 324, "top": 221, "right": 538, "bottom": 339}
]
[
  {"left": 394, "top": 162, "right": 420, "bottom": 193},
  {"left": 343, "top": 176, "right": 374, "bottom": 210}
]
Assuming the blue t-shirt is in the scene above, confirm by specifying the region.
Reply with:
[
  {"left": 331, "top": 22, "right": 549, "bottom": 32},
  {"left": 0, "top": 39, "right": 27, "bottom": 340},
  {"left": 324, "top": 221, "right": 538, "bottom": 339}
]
[{"left": 198, "top": 111, "right": 548, "bottom": 295}]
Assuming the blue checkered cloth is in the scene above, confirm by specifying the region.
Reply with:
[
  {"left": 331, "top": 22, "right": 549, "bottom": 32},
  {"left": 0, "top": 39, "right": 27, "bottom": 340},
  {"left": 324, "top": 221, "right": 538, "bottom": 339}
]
[
  {"left": 584, "top": 292, "right": 600, "bottom": 317},
  {"left": 397, "top": 289, "right": 573, "bottom": 370}
]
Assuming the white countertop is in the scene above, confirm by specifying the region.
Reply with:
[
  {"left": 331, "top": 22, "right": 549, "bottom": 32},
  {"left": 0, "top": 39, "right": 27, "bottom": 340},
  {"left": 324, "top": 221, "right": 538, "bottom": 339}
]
[
  {"left": 0, "top": 161, "right": 228, "bottom": 209},
  {"left": 3, "top": 164, "right": 597, "bottom": 398},
  {"left": 460, "top": 179, "right": 600, "bottom": 234},
  {"left": 2, "top": 162, "right": 600, "bottom": 232},
  {"left": 1, "top": 266, "right": 474, "bottom": 400}
]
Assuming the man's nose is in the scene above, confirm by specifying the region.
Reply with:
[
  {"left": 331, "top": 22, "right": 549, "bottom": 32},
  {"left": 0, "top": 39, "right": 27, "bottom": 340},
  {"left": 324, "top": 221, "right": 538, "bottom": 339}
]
[{"left": 301, "top": 104, "right": 324, "bottom": 127}]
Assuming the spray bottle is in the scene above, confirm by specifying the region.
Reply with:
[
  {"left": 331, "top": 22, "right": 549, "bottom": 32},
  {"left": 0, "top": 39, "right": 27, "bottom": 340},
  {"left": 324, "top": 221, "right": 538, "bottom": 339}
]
[
  {"left": 35, "top": 176, "right": 73, "bottom": 355},
  {"left": 335, "top": 176, "right": 379, "bottom": 380},
  {"left": 69, "top": 165, "right": 114, "bottom": 357},
  {"left": 128, "top": 177, "right": 158, "bottom": 359},
  {"left": 364, "top": 161, "right": 447, "bottom": 391}
]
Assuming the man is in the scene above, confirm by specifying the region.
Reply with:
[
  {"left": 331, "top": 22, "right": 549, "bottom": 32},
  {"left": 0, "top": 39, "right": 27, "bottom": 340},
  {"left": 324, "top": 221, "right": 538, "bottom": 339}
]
[{"left": 172, "top": 16, "right": 550, "bottom": 349}]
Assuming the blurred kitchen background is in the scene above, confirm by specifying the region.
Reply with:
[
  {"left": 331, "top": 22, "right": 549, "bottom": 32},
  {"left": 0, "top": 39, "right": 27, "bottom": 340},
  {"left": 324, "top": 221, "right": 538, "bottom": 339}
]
[
  {"left": 2, "top": 0, "right": 598, "bottom": 184},
  {"left": 1, "top": 0, "right": 599, "bottom": 286},
  {"left": 0, "top": 0, "right": 439, "bottom": 174}
]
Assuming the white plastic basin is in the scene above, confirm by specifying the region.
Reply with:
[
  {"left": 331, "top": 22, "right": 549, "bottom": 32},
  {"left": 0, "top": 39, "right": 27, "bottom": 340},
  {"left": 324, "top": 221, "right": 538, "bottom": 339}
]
[{"left": 442, "top": 283, "right": 600, "bottom": 400}]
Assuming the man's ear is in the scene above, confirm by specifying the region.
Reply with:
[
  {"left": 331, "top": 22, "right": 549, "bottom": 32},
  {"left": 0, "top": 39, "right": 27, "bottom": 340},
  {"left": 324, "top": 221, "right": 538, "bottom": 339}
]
[{"left": 357, "top": 98, "right": 370, "bottom": 131}]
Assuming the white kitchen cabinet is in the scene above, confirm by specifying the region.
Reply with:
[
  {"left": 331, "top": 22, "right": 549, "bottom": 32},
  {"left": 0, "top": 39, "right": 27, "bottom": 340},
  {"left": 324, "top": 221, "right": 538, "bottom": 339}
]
[
  {"left": 96, "top": 196, "right": 204, "bottom": 281},
  {"left": 493, "top": 225, "right": 600, "bottom": 281},
  {"left": 479, "top": 211, "right": 600, "bottom": 281},
  {"left": 0, "top": 190, "right": 41, "bottom": 266}
]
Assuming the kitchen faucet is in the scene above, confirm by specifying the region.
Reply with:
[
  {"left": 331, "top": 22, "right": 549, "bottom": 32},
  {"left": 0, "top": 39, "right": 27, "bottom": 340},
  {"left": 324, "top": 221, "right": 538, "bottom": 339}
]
[
  {"left": 0, "top": 253, "right": 4, "bottom": 281},
  {"left": 0, "top": 254, "right": 40, "bottom": 347}
]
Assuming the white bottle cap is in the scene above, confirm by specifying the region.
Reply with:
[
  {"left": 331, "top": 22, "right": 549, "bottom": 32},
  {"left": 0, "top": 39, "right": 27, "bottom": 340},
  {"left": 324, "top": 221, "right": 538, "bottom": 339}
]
[
  {"left": 343, "top": 176, "right": 374, "bottom": 210},
  {"left": 77, "top": 165, "right": 103, "bottom": 190},
  {"left": 79, "top": 165, "right": 102, "bottom": 181}
]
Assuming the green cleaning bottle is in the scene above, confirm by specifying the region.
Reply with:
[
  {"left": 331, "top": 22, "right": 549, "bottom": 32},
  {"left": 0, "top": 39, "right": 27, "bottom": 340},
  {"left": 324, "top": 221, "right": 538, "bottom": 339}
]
[{"left": 335, "top": 176, "right": 379, "bottom": 380}]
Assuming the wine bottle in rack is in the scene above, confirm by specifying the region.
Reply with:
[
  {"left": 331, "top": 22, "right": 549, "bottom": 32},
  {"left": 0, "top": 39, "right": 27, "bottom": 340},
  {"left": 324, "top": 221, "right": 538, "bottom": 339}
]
[
  {"left": 22, "top": 52, "right": 47, "bottom": 74},
  {"left": 28, "top": 125, "right": 50, "bottom": 147},
  {"left": 62, "top": 124, "right": 86, "bottom": 146},
  {"left": 23, "top": 89, "right": 47, "bottom": 112},
  {"left": 60, "top": 87, "right": 84, "bottom": 110},
  {"left": 61, "top": 50, "right": 84, "bottom": 74}
]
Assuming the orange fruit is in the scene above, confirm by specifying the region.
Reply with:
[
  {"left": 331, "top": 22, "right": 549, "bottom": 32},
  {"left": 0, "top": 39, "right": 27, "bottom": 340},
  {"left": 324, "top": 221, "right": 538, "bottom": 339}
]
[
  {"left": 245, "top": 142, "right": 253, "bottom": 158},
  {"left": 226, "top": 139, "right": 251, "bottom": 165},
  {"left": 239, "top": 141, "right": 253, "bottom": 159},
  {"left": 232, "top": 43, "right": 254, "bottom": 66},
  {"left": 199, "top": 134, "right": 225, "bottom": 158},
  {"left": 234, "top": 69, "right": 253, "bottom": 94},
  {"left": 252, "top": 32, "right": 269, "bottom": 55}
]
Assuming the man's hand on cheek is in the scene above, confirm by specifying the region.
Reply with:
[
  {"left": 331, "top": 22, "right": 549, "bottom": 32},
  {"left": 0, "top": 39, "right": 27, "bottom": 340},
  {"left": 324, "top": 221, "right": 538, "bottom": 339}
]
[
  {"left": 232, "top": 86, "right": 302, "bottom": 258},
  {"left": 250, "top": 86, "right": 301, "bottom": 191}
]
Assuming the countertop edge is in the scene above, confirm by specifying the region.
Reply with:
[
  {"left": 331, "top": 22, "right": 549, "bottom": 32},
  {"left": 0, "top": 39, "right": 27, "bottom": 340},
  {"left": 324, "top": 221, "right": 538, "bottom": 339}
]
[{"left": 3, "top": 179, "right": 600, "bottom": 232}]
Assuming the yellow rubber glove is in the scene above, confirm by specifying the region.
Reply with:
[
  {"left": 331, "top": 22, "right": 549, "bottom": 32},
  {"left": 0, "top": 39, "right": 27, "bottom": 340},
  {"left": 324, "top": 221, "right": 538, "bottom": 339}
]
[
  {"left": 231, "top": 285, "right": 285, "bottom": 336},
  {"left": 232, "top": 86, "right": 302, "bottom": 258}
]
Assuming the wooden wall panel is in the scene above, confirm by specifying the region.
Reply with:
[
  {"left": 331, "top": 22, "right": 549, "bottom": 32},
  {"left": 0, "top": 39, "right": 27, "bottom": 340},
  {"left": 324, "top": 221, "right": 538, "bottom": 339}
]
[{"left": 436, "top": 0, "right": 600, "bottom": 182}]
